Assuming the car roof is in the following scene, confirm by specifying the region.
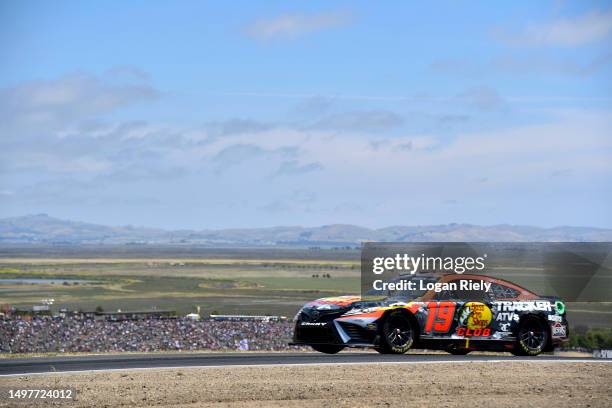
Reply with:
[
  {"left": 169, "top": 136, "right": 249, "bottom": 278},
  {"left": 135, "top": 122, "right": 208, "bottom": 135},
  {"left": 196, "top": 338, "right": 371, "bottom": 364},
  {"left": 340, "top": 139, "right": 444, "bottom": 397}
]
[{"left": 438, "top": 273, "right": 538, "bottom": 297}]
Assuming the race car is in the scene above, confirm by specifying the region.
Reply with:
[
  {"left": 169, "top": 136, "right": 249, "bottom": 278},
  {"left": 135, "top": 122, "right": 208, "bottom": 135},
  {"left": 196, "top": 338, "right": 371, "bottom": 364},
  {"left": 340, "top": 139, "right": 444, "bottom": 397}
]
[{"left": 291, "top": 274, "right": 568, "bottom": 356}]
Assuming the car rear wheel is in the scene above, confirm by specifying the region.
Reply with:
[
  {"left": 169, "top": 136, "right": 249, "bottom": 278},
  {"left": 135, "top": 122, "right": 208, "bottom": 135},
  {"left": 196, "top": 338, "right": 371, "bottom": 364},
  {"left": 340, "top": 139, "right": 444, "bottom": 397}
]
[
  {"left": 310, "top": 344, "right": 344, "bottom": 354},
  {"left": 513, "top": 317, "right": 548, "bottom": 356},
  {"left": 379, "top": 311, "right": 415, "bottom": 354}
]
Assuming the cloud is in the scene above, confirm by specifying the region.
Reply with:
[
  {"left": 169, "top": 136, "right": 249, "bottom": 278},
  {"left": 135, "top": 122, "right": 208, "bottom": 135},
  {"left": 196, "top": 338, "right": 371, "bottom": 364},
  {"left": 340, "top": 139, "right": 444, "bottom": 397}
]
[
  {"left": 292, "top": 96, "right": 334, "bottom": 117},
  {"left": 259, "top": 190, "right": 317, "bottom": 213},
  {"left": 1, "top": 70, "right": 610, "bottom": 228},
  {"left": 205, "top": 119, "right": 271, "bottom": 137},
  {"left": 98, "top": 165, "right": 187, "bottom": 183},
  {"left": 436, "top": 114, "right": 471, "bottom": 125},
  {"left": 496, "top": 9, "right": 612, "bottom": 47},
  {"left": 0, "top": 72, "right": 158, "bottom": 134},
  {"left": 311, "top": 110, "right": 404, "bottom": 132},
  {"left": 275, "top": 160, "right": 323, "bottom": 176},
  {"left": 3, "top": 107, "right": 611, "bottom": 227},
  {"left": 245, "top": 11, "right": 351, "bottom": 41},
  {"left": 211, "top": 143, "right": 299, "bottom": 172},
  {"left": 212, "top": 144, "right": 268, "bottom": 166},
  {"left": 457, "top": 86, "right": 505, "bottom": 111},
  {"left": 103, "top": 66, "right": 151, "bottom": 82},
  {"left": 550, "top": 169, "right": 573, "bottom": 178}
]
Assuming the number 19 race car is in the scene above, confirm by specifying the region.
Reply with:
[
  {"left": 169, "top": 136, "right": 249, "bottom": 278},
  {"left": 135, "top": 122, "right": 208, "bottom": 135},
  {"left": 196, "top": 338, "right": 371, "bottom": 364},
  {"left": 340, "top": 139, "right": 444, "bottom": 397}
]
[{"left": 291, "top": 274, "right": 568, "bottom": 356}]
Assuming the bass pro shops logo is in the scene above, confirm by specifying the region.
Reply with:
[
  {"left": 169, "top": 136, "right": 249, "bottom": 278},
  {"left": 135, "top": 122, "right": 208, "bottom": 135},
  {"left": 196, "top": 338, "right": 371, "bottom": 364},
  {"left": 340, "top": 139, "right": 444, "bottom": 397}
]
[
  {"left": 459, "top": 302, "right": 492, "bottom": 329},
  {"left": 457, "top": 302, "right": 493, "bottom": 337}
]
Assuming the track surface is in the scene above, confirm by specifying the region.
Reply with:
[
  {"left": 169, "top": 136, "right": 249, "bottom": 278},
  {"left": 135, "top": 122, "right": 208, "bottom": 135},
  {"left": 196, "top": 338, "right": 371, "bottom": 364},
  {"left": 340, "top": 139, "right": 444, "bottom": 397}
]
[{"left": 1, "top": 352, "right": 610, "bottom": 376}]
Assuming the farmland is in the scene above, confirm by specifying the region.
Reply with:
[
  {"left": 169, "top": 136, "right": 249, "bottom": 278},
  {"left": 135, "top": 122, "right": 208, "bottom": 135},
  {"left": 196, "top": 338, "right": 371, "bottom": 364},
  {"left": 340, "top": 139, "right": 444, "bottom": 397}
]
[
  {"left": 0, "top": 245, "right": 610, "bottom": 327},
  {"left": 0, "top": 246, "right": 361, "bottom": 316}
]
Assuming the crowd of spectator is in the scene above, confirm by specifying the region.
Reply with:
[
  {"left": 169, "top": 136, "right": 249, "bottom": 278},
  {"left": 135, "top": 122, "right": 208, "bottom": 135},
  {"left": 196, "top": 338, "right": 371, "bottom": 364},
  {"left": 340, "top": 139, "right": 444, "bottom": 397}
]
[{"left": 0, "top": 316, "right": 302, "bottom": 353}]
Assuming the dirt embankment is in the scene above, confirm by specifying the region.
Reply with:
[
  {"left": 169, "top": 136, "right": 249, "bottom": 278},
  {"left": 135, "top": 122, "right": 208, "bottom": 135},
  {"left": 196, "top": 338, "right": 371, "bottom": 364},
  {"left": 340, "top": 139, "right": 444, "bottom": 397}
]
[{"left": 1, "top": 362, "right": 611, "bottom": 407}]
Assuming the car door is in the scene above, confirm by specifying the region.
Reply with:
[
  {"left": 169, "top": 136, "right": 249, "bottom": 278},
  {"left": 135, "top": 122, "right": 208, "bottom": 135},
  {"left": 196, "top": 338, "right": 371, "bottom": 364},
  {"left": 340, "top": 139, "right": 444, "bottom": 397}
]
[{"left": 425, "top": 279, "right": 493, "bottom": 337}]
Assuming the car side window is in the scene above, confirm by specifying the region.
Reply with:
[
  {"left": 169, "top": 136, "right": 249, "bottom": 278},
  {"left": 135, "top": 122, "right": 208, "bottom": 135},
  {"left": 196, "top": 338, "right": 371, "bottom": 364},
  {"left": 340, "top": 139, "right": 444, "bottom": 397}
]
[
  {"left": 434, "top": 284, "right": 490, "bottom": 302},
  {"left": 452, "top": 288, "right": 490, "bottom": 302},
  {"left": 434, "top": 290, "right": 454, "bottom": 300},
  {"left": 489, "top": 283, "right": 520, "bottom": 300}
]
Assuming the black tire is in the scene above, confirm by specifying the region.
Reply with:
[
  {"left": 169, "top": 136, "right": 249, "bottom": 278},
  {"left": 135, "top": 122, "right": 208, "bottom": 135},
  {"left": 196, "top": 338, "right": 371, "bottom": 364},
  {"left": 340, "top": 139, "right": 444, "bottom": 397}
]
[
  {"left": 311, "top": 344, "right": 344, "bottom": 354},
  {"left": 513, "top": 317, "right": 548, "bottom": 356},
  {"left": 379, "top": 310, "right": 416, "bottom": 354}
]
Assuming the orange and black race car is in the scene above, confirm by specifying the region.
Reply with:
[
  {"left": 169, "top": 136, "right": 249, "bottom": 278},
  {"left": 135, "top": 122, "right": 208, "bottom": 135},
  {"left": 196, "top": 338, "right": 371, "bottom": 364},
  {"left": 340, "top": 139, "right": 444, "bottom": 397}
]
[{"left": 291, "top": 274, "right": 568, "bottom": 355}]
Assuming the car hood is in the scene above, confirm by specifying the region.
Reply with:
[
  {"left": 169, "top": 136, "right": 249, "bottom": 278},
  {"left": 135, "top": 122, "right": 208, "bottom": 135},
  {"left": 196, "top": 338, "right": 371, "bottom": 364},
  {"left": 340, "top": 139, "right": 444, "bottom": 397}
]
[{"left": 305, "top": 295, "right": 362, "bottom": 308}]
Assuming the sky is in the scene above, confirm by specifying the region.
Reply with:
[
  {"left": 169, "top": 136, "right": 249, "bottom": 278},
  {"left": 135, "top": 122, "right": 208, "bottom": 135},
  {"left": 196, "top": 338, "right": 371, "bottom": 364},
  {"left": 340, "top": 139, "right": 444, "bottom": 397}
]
[{"left": 0, "top": 0, "right": 611, "bottom": 229}]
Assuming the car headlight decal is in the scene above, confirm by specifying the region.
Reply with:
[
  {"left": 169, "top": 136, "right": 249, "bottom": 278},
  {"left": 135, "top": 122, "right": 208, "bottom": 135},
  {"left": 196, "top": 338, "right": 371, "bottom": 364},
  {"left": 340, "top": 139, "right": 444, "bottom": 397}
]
[{"left": 555, "top": 300, "right": 565, "bottom": 315}]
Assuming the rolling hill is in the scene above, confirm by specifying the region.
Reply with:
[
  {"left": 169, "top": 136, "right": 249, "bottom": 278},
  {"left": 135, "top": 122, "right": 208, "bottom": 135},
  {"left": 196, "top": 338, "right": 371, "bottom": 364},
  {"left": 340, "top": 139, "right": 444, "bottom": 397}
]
[{"left": 1, "top": 214, "right": 611, "bottom": 245}]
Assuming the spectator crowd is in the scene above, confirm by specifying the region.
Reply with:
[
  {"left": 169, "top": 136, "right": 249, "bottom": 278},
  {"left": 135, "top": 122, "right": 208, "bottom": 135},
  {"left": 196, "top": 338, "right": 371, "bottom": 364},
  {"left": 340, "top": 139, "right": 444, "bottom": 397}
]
[{"left": 0, "top": 316, "right": 301, "bottom": 353}]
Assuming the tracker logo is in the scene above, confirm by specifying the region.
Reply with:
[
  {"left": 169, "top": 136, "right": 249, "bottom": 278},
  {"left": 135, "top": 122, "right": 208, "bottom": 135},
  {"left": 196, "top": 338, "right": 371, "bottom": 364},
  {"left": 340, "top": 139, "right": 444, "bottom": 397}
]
[
  {"left": 496, "top": 312, "right": 519, "bottom": 322},
  {"left": 493, "top": 301, "right": 552, "bottom": 312}
]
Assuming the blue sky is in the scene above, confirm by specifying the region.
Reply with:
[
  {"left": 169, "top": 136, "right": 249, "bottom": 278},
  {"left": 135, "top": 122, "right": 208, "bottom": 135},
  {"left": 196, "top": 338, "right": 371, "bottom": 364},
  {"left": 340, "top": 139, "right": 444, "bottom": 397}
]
[{"left": 0, "top": 1, "right": 611, "bottom": 229}]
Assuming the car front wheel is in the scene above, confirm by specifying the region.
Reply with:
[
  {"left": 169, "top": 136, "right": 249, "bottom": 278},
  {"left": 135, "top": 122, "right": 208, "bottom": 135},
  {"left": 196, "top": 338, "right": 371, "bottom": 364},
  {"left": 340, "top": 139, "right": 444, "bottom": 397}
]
[{"left": 379, "top": 311, "right": 415, "bottom": 354}]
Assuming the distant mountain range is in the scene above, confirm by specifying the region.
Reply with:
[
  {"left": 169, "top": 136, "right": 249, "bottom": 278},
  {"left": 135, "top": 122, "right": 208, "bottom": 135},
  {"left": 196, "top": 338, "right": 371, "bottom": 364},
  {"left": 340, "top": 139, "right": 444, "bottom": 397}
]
[{"left": 1, "top": 214, "right": 611, "bottom": 246}]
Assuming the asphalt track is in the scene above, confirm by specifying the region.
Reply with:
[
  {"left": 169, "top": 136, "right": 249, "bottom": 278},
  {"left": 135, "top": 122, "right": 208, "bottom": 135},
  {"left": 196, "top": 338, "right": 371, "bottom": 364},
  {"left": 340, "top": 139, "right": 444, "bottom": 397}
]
[{"left": 1, "top": 352, "right": 611, "bottom": 376}]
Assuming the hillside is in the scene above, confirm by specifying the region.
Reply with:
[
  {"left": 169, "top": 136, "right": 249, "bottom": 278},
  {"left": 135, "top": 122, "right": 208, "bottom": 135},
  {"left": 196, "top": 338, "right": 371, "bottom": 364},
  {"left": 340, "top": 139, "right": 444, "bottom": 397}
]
[{"left": 1, "top": 214, "right": 611, "bottom": 245}]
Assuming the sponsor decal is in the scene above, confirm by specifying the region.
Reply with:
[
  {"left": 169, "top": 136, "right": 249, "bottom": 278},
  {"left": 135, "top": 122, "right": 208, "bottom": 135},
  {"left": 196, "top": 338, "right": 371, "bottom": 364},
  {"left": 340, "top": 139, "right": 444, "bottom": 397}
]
[
  {"left": 493, "top": 301, "right": 552, "bottom": 312},
  {"left": 459, "top": 302, "right": 493, "bottom": 330},
  {"left": 496, "top": 312, "right": 520, "bottom": 322},
  {"left": 492, "top": 331, "right": 513, "bottom": 339},
  {"left": 492, "top": 322, "right": 513, "bottom": 339},
  {"left": 456, "top": 327, "right": 491, "bottom": 337},
  {"left": 499, "top": 322, "right": 511, "bottom": 332},
  {"left": 552, "top": 322, "right": 567, "bottom": 337},
  {"left": 593, "top": 350, "right": 612, "bottom": 359},
  {"left": 344, "top": 307, "right": 378, "bottom": 316},
  {"left": 300, "top": 322, "right": 327, "bottom": 327},
  {"left": 548, "top": 314, "right": 563, "bottom": 323}
]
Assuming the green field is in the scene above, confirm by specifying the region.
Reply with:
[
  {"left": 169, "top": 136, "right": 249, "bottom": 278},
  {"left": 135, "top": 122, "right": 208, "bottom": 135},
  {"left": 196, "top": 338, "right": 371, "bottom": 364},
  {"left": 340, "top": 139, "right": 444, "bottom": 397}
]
[
  {"left": 0, "top": 247, "right": 361, "bottom": 316},
  {"left": 0, "top": 246, "right": 610, "bottom": 327}
]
